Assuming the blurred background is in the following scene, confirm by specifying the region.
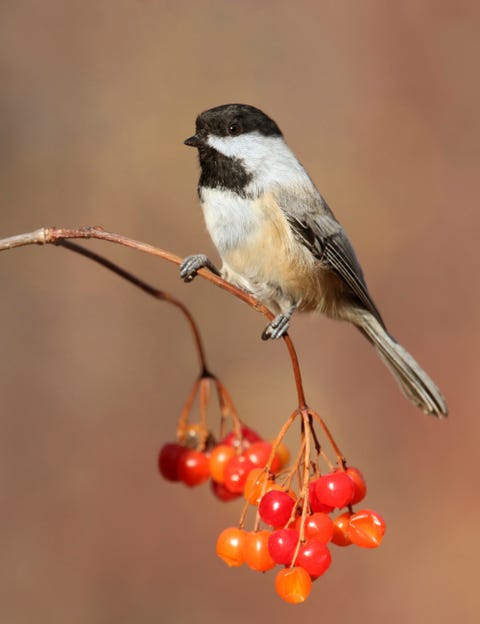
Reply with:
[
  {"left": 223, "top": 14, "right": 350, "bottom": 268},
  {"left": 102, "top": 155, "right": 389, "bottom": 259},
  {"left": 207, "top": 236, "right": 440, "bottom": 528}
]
[{"left": 1, "top": 1, "right": 479, "bottom": 622}]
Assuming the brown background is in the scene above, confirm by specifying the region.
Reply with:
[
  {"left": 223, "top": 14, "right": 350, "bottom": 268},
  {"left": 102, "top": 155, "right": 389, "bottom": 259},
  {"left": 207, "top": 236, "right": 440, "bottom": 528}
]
[{"left": 1, "top": 1, "right": 478, "bottom": 622}]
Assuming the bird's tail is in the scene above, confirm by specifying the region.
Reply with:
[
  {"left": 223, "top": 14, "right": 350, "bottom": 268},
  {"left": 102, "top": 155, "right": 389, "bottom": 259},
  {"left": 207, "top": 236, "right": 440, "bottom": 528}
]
[{"left": 356, "top": 311, "right": 447, "bottom": 417}]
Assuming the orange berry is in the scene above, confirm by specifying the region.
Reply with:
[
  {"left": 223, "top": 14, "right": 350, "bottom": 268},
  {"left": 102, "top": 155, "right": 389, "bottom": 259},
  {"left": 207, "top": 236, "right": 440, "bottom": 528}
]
[
  {"left": 216, "top": 527, "right": 245, "bottom": 567},
  {"left": 209, "top": 444, "right": 236, "bottom": 483},
  {"left": 331, "top": 511, "right": 353, "bottom": 546},
  {"left": 345, "top": 466, "right": 367, "bottom": 504},
  {"left": 244, "top": 468, "right": 268, "bottom": 504},
  {"left": 242, "top": 530, "right": 276, "bottom": 572},
  {"left": 275, "top": 566, "right": 312, "bottom": 604},
  {"left": 348, "top": 509, "right": 386, "bottom": 548},
  {"left": 271, "top": 440, "right": 291, "bottom": 469}
]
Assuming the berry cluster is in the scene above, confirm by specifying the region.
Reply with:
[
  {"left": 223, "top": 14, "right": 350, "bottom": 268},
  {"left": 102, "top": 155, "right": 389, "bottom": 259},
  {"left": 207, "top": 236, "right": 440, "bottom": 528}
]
[
  {"left": 157, "top": 375, "right": 386, "bottom": 605},
  {"left": 158, "top": 424, "right": 290, "bottom": 501},
  {"left": 216, "top": 465, "right": 385, "bottom": 603}
]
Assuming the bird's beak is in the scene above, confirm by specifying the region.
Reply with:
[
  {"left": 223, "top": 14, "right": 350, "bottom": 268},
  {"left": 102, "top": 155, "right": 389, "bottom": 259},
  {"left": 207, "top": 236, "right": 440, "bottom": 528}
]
[{"left": 184, "top": 134, "right": 203, "bottom": 148}]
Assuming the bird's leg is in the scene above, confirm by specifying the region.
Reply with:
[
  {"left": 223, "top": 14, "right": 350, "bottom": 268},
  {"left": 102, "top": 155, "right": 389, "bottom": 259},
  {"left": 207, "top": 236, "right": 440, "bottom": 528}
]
[
  {"left": 180, "top": 254, "right": 220, "bottom": 282},
  {"left": 261, "top": 304, "right": 297, "bottom": 340}
]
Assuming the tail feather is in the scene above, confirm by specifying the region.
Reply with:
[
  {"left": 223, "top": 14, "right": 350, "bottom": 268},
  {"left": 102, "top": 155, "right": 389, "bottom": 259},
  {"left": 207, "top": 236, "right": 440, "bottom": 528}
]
[{"left": 357, "top": 312, "right": 448, "bottom": 417}]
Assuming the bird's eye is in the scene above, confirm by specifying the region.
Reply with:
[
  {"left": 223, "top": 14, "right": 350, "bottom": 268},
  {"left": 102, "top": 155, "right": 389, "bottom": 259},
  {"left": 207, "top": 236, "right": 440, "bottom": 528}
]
[{"left": 228, "top": 122, "right": 240, "bottom": 136}]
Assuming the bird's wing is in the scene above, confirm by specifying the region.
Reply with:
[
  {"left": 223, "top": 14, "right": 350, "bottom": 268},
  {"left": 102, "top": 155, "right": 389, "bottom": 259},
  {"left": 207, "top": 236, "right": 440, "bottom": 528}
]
[{"left": 274, "top": 187, "right": 385, "bottom": 327}]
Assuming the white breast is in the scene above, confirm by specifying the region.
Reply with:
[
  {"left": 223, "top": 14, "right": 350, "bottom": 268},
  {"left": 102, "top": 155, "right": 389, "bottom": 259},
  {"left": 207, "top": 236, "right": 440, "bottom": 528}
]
[{"left": 199, "top": 187, "right": 258, "bottom": 252}]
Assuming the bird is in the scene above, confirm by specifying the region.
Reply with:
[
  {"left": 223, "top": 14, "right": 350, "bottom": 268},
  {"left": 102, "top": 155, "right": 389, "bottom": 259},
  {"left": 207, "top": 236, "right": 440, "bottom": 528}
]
[{"left": 180, "top": 103, "right": 447, "bottom": 418}]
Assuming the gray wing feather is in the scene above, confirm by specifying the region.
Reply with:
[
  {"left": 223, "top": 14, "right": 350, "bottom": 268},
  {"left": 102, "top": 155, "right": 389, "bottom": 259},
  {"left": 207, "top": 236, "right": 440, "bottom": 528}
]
[
  {"left": 322, "top": 230, "right": 385, "bottom": 326},
  {"left": 275, "top": 187, "right": 385, "bottom": 327}
]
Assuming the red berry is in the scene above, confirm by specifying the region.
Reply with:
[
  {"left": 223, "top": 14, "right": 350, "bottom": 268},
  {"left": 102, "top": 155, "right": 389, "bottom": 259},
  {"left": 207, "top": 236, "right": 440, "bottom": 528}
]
[
  {"left": 221, "top": 425, "right": 262, "bottom": 449},
  {"left": 348, "top": 509, "right": 386, "bottom": 548},
  {"left": 243, "top": 441, "right": 281, "bottom": 473},
  {"left": 223, "top": 455, "right": 256, "bottom": 493},
  {"left": 296, "top": 512, "right": 334, "bottom": 543},
  {"left": 210, "top": 479, "right": 242, "bottom": 502},
  {"left": 315, "top": 472, "right": 355, "bottom": 508},
  {"left": 267, "top": 528, "right": 299, "bottom": 565},
  {"left": 158, "top": 443, "right": 187, "bottom": 482},
  {"left": 209, "top": 444, "right": 236, "bottom": 483},
  {"left": 345, "top": 467, "right": 367, "bottom": 504},
  {"left": 308, "top": 480, "right": 334, "bottom": 513},
  {"left": 242, "top": 530, "right": 276, "bottom": 572},
  {"left": 216, "top": 527, "right": 245, "bottom": 567},
  {"left": 177, "top": 450, "right": 210, "bottom": 487},
  {"left": 331, "top": 511, "right": 353, "bottom": 546},
  {"left": 296, "top": 539, "right": 332, "bottom": 578},
  {"left": 275, "top": 567, "right": 312, "bottom": 604},
  {"left": 258, "top": 490, "right": 296, "bottom": 527}
]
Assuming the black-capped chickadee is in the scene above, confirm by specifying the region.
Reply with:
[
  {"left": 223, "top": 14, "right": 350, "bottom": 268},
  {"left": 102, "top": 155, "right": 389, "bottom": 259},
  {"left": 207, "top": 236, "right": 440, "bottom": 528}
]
[{"left": 180, "top": 104, "right": 447, "bottom": 417}]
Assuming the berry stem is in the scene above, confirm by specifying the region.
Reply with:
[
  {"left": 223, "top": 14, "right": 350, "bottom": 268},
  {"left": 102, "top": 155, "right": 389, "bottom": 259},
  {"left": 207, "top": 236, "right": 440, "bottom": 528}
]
[
  {"left": 214, "top": 378, "right": 242, "bottom": 441},
  {"left": 281, "top": 435, "right": 306, "bottom": 493},
  {"left": 264, "top": 409, "right": 299, "bottom": 475},
  {"left": 177, "top": 379, "right": 201, "bottom": 439},
  {"left": 290, "top": 410, "right": 312, "bottom": 566},
  {"left": 238, "top": 496, "right": 251, "bottom": 530},
  {"left": 199, "top": 378, "right": 210, "bottom": 428},
  {"left": 308, "top": 409, "right": 346, "bottom": 468},
  {"left": 320, "top": 449, "right": 335, "bottom": 473},
  {"left": 252, "top": 409, "right": 300, "bottom": 532}
]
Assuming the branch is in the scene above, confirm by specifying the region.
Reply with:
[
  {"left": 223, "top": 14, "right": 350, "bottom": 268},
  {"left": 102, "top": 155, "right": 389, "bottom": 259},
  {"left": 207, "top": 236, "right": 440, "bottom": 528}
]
[
  {"left": 57, "top": 240, "right": 211, "bottom": 376},
  {"left": 0, "top": 226, "right": 307, "bottom": 408}
]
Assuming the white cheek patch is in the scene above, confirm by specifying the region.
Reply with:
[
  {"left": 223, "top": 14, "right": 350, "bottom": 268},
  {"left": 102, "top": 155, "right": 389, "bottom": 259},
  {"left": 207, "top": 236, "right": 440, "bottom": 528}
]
[
  {"left": 206, "top": 133, "right": 310, "bottom": 193},
  {"left": 207, "top": 133, "right": 271, "bottom": 161}
]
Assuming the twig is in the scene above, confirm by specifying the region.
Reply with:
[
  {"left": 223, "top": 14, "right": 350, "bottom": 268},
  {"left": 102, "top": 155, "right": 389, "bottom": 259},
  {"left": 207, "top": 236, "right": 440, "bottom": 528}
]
[
  {"left": 57, "top": 240, "right": 210, "bottom": 375},
  {"left": 0, "top": 226, "right": 307, "bottom": 408}
]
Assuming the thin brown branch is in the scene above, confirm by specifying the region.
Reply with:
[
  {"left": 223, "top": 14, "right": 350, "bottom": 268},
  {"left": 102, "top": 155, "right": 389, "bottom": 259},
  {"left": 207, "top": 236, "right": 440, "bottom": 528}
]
[
  {"left": 57, "top": 240, "right": 210, "bottom": 375},
  {"left": 0, "top": 226, "right": 307, "bottom": 407}
]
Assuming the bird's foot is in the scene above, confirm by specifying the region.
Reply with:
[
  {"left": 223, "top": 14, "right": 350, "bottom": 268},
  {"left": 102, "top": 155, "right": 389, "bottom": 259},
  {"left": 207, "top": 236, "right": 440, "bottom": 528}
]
[
  {"left": 261, "top": 312, "right": 292, "bottom": 340},
  {"left": 179, "top": 254, "right": 220, "bottom": 282}
]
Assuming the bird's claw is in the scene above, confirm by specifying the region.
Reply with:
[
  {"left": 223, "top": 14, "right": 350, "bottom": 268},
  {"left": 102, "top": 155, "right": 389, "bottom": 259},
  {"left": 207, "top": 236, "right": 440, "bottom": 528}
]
[
  {"left": 261, "top": 313, "right": 291, "bottom": 340},
  {"left": 180, "top": 254, "right": 219, "bottom": 282}
]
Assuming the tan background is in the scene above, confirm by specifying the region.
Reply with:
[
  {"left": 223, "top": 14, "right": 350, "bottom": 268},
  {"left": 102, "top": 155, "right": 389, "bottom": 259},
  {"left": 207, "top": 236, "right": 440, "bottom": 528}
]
[{"left": 1, "top": 1, "right": 478, "bottom": 622}]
